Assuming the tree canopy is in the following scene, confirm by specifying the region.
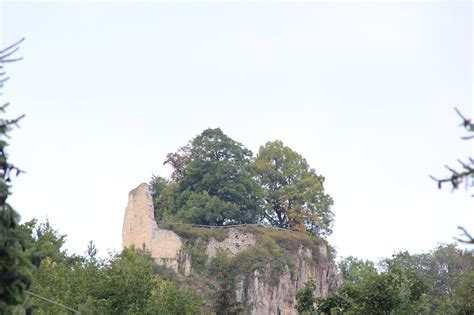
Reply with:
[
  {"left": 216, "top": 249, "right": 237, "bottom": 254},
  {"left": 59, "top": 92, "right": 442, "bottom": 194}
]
[
  {"left": 152, "top": 128, "right": 262, "bottom": 226},
  {"left": 310, "top": 244, "right": 474, "bottom": 315},
  {"left": 151, "top": 130, "right": 335, "bottom": 237},
  {"left": 20, "top": 220, "right": 203, "bottom": 314},
  {"left": 252, "top": 140, "right": 334, "bottom": 235},
  {"left": 178, "top": 128, "right": 262, "bottom": 225}
]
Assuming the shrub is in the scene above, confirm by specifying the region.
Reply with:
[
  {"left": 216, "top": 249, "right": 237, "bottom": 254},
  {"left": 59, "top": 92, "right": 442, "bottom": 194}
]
[{"left": 233, "top": 236, "right": 295, "bottom": 285}]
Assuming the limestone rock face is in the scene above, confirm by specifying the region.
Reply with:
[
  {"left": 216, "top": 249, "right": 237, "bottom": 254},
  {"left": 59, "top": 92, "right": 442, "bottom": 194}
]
[
  {"left": 206, "top": 228, "right": 256, "bottom": 258},
  {"left": 122, "top": 183, "right": 341, "bottom": 314},
  {"left": 237, "top": 268, "right": 295, "bottom": 315},
  {"left": 235, "top": 245, "right": 341, "bottom": 315},
  {"left": 199, "top": 228, "right": 341, "bottom": 314},
  {"left": 122, "top": 183, "right": 182, "bottom": 271}
]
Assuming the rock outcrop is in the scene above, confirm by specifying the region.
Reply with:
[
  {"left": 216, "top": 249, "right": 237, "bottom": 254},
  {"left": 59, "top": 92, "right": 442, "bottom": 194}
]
[
  {"left": 201, "top": 229, "right": 341, "bottom": 314},
  {"left": 206, "top": 228, "right": 257, "bottom": 258},
  {"left": 122, "top": 183, "right": 341, "bottom": 314}
]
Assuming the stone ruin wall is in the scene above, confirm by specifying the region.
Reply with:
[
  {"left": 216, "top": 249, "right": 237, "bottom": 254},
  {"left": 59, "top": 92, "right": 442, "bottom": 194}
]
[
  {"left": 122, "top": 183, "right": 183, "bottom": 271},
  {"left": 122, "top": 182, "right": 341, "bottom": 315}
]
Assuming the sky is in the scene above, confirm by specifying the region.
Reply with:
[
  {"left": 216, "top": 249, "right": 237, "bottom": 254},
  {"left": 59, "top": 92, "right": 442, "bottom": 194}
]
[{"left": 1, "top": 1, "right": 472, "bottom": 262}]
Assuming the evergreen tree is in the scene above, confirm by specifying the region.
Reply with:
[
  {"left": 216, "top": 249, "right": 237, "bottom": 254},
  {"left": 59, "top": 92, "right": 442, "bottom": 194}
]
[{"left": 0, "top": 38, "right": 34, "bottom": 311}]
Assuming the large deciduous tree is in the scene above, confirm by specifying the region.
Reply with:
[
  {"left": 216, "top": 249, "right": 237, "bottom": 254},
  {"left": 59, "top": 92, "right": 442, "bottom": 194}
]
[
  {"left": 337, "top": 256, "right": 377, "bottom": 285},
  {"left": 316, "top": 256, "right": 429, "bottom": 315},
  {"left": 164, "top": 145, "right": 191, "bottom": 183},
  {"left": 252, "top": 140, "right": 334, "bottom": 236},
  {"left": 382, "top": 244, "right": 474, "bottom": 314},
  {"left": 152, "top": 128, "right": 262, "bottom": 225},
  {"left": 316, "top": 244, "right": 474, "bottom": 315}
]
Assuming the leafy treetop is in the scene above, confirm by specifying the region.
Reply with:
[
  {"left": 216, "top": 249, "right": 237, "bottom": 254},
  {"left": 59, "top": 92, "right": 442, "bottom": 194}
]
[
  {"left": 252, "top": 140, "right": 334, "bottom": 236},
  {"left": 153, "top": 128, "right": 262, "bottom": 226},
  {"left": 152, "top": 130, "right": 335, "bottom": 237}
]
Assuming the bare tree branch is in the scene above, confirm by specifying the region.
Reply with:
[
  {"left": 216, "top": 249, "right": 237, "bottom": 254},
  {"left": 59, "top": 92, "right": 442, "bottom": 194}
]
[
  {"left": 454, "top": 226, "right": 474, "bottom": 244},
  {"left": 433, "top": 108, "right": 474, "bottom": 245},
  {"left": 455, "top": 106, "right": 474, "bottom": 131},
  {"left": 431, "top": 108, "right": 474, "bottom": 191},
  {"left": 0, "top": 47, "right": 20, "bottom": 61},
  {"left": 0, "top": 37, "right": 25, "bottom": 55}
]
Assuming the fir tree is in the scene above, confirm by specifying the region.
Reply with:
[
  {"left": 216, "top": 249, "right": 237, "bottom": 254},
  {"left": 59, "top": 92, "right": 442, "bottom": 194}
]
[{"left": 0, "top": 38, "right": 33, "bottom": 311}]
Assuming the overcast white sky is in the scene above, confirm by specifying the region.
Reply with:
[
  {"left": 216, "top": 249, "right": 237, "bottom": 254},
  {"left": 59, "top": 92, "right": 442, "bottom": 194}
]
[{"left": 1, "top": 1, "right": 472, "bottom": 262}]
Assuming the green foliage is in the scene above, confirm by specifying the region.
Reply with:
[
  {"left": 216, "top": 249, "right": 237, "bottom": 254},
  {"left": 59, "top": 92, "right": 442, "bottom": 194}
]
[
  {"left": 317, "top": 244, "right": 474, "bottom": 315},
  {"left": 0, "top": 38, "right": 35, "bottom": 312},
  {"left": 326, "top": 244, "right": 337, "bottom": 261},
  {"left": 25, "top": 220, "right": 334, "bottom": 314},
  {"left": 21, "top": 221, "right": 203, "bottom": 314},
  {"left": 160, "top": 223, "right": 310, "bottom": 313},
  {"left": 359, "top": 271, "right": 426, "bottom": 314},
  {"left": 234, "top": 236, "right": 295, "bottom": 285},
  {"left": 209, "top": 250, "right": 241, "bottom": 314},
  {"left": 17, "top": 219, "right": 67, "bottom": 264},
  {"left": 157, "top": 223, "right": 327, "bottom": 314},
  {"left": 252, "top": 140, "right": 334, "bottom": 236},
  {"left": 381, "top": 244, "right": 474, "bottom": 314},
  {"left": 183, "top": 238, "right": 208, "bottom": 273},
  {"left": 151, "top": 131, "right": 336, "bottom": 239},
  {"left": 317, "top": 267, "right": 429, "bottom": 315},
  {"left": 239, "top": 224, "right": 324, "bottom": 258},
  {"left": 337, "top": 256, "right": 377, "bottom": 285},
  {"left": 152, "top": 128, "right": 263, "bottom": 226},
  {"left": 160, "top": 222, "right": 325, "bottom": 261},
  {"left": 177, "top": 191, "right": 241, "bottom": 226},
  {"left": 0, "top": 209, "right": 31, "bottom": 309},
  {"left": 30, "top": 246, "right": 203, "bottom": 314},
  {"left": 450, "top": 269, "right": 474, "bottom": 315},
  {"left": 295, "top": 280, "right": 317, "bottom": 314},
  {"left": 316, "top": 285, "right": 352, "bottom": 314},
  {"left": 317, "top": 257, "right": 378, "bottom": 314},
  {"left": 145, "top": 279, "right": 202, "bottom": 315},
  {"left": 150, "top": 176, "right": 179, "bottom": 222},
  {"left": 94, "top": 248, "right": 157, "bottom": 313},
  {"left": 179, "top": 128, "right": 263, "bottom": 225}
]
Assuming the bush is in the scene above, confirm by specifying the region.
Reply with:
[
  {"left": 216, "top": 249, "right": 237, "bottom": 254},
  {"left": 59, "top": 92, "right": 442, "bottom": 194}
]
[{"left": 233, "top": 236, "right": 295, "bottom": 285}]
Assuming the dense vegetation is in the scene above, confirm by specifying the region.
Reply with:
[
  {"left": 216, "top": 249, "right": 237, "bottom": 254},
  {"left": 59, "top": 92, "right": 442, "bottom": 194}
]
[
  {"left": 0, "top": 38, "right": 41, "bottom": 313},
  {"left": 151, "top": 128, "right": 334, "bottom": 236},
  {"left": 16, "top": 219, "right": 329, "bottom": 314},
  {"left": 297, "top": 244, "right": 474, "bottom": 315},
  {"left": 18, "top": 220, "right": 203, "bottom": 314},
  {"left": 10, "top": 218, "right": 473, "bottom": 314}
]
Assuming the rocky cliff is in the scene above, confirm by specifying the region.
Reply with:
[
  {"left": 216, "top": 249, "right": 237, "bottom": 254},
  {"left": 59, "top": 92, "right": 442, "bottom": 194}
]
[{"left": 123, "top": 183, "right": 341, "bottom": 314}]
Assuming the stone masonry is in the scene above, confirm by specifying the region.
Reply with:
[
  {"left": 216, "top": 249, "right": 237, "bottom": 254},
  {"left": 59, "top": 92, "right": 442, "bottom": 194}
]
[{"left": 122, "top": 183, "right": 182, "bottom": 271}]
